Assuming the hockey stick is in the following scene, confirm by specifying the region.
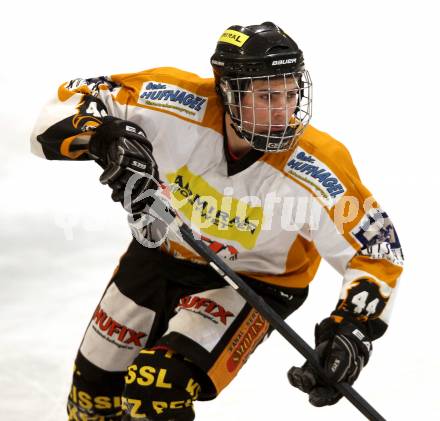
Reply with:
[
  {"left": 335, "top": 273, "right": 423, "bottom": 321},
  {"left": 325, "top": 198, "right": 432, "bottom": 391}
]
[{"left": 135, "top": 191, "right": 386, "bottom": 421}]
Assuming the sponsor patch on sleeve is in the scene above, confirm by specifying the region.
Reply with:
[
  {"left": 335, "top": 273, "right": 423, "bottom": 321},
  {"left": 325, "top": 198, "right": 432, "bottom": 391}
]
[
  {"left": 284, "top": 146, "right": 346, "bottom": 208},
  {"left": 138, "top": 81, "right": 208, "bottom": 122},
  {"left": 65, "top": 76, "right": 120, "bottom": 96},
  {"left": 351, "top": 208, "right": 404, "bottom": 265}
]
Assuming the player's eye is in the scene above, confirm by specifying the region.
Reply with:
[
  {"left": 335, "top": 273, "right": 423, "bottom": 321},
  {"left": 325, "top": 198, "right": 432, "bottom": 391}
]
[
  {"left": 258, "top": 93, "right": 270, "bottom": 101},
  {"left": 287, "top": 90, "right": 298, "bottom": 99}
]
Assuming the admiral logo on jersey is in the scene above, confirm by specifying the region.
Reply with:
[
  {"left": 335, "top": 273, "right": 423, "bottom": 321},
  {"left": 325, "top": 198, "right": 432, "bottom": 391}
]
[
  {"left": 166, "top": 165, "right": 263, "bottom": 249},
  {"left": 138, "top": 81, "right": 208, "bottom": 122},
  {"left": 284, "top": 146, "right": 346, "bottom": 208}
]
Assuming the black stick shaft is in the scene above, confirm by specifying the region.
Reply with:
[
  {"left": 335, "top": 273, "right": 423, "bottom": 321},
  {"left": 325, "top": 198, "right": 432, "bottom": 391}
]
[
  {"left": 143, "top": 197, "right": 386, "bottom": 421},
  {"left": 176, "top": 222, "right": 386, "bottom": 421}
]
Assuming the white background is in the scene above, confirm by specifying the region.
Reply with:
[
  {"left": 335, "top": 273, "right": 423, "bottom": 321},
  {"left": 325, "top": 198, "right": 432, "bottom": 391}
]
[{"left": 1, "top": 0, "right": 439, "bottom": 420}]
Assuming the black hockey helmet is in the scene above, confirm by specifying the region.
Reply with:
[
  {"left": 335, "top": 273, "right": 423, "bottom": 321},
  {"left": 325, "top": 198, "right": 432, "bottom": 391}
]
[
  {"left": 211, "top": 22, "right": 312, "bottom": 153},
  {"left": 211, "top": 22, "right": 305, "bottom": 80}
]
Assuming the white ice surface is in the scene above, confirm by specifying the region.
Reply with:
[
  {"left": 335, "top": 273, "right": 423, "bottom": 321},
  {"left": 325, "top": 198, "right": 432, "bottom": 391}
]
[{"left": 2, "top": 1, "right": 440, "bottom": 420}]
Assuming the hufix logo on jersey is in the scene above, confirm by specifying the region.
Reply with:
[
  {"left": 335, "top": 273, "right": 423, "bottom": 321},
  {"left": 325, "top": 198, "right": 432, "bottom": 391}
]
[
  {"left": 138, "top": 81, "right": 208, "bottom": 122},
  {"left": 177, "top": 295, "right": 235, "bottom": 325},
  {"left": 92, "top": 305, "right": 147, "bottom": 348},
  {"left": 284, "top": 146, "right": 346, "bottom": 208}
]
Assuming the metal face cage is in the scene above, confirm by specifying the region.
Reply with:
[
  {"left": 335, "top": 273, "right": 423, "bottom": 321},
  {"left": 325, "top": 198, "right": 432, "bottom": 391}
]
[{"left": 221, "top": 71, "right": 312, "bottom": 152}]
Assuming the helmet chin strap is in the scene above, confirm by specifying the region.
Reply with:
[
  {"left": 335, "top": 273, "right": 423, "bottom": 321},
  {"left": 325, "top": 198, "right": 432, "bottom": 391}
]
[{"left": 229, "top": 118, "right": 246, "bottom": 140}]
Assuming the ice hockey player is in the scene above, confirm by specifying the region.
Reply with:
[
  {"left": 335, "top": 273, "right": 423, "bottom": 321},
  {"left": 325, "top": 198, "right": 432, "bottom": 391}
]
[{"left": 31, "top": 22, "right": 404, "bottom": 420}]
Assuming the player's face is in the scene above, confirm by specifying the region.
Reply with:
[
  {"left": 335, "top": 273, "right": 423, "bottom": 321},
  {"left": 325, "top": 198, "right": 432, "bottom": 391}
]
[{"left": 240, "top": 77, "right": 299, "bottom": 135}]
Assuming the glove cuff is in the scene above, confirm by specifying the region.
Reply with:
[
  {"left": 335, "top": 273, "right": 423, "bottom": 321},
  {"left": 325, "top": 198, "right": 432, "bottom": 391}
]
[
  {"left": 88, "top": 117, "right": 149, "bottom": 163},
  {"left": 88, "top": 116, "right": 120, "bottom": 162},
  {"left": 315, "top": 317, "right": 372, "bottom": 364}
]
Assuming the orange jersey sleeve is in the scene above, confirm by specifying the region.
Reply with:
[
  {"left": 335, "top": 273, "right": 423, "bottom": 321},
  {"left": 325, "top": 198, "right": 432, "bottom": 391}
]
[{"left": 286, "top": 126, "right": 404, "bottom": 339}]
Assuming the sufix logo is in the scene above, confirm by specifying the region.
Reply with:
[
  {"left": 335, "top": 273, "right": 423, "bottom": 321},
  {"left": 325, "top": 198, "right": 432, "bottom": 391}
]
[
  {"left": 92, "top": 305, "right": 147, "bottom": 347},
  {"left": 226, "top": 310, "right": 268, "bottom": 372},
  {"left": 177, "top": 296, "right": 234, "bottom": 325}
]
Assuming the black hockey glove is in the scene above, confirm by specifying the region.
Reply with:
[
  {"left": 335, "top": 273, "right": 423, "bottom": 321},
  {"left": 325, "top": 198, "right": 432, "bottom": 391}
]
[
  {"left": 89, "top": 116, "right": 160, "bottom": 214},
  {"left": 287, "top": 317, "right": 372, "bottom": 407}
]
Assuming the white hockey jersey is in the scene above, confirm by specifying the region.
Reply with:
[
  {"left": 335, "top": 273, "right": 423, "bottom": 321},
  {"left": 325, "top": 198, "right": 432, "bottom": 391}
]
[{"left": 31, "top": 67, "right": 404, "bottom": 339}]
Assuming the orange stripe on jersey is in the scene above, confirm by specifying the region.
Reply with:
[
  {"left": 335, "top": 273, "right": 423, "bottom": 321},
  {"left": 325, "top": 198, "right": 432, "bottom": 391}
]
[
  {"left": 207, "top": 308, "right": 269, "bottom": 394},
  {"left": 259, "top": 146, "right": 292, "bottom": 169},
  {"left": 58, "top": 83, "right": 76, "bottom": 102},
  {"left": 348, "top": 255, "right": 402, "bottom": 288},
  {"left": 58, "top": 82, "right": 92, "bottom": 102},
  {"left": 239, "top": 236, "right": 321, "bottom": 289},
  {"left": 285, "top": 235, "right": 322, "bottom": 282}
]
